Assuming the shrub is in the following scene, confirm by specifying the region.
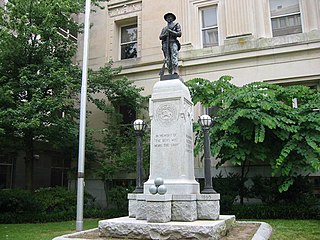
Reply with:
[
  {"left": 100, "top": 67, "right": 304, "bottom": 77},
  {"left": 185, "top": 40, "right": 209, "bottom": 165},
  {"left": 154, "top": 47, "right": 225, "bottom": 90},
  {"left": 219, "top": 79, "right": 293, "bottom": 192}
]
[
  {"left": 34, "top": 187, "right": 77, "bottom": 212},
  {"left": 250, "top": 175, "right": 319, "bottom": 205},
  {"left": 0, "top": 189, "right": 42, "bottom": 214},
  {"left": 217, "top": 174, "right": 320, "bottom": 219},
  {"left": 84, "top": 208, "right": 127, "bottom": 219},
  {"left": 108, "top": 186, "right": 134, "bottom": 211},
  {"left": 0, "top": 211, "right": 75, "bottom": 224},
  {"left": 226, "top": 204, "right": 320, "bottom": 220},
  {"left": 212, "top": 172, "right": 248, "bottom": 212},
  {"left": 0, "top": 187, "right": 96, "bottom": 223}
]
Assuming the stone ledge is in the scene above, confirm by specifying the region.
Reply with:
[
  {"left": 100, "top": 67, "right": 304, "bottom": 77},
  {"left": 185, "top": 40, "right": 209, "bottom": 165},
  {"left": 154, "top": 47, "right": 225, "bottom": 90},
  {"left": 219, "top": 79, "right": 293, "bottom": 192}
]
[
  {"left": 128, "top": 193, "right": 138, "bottom": 200},
  {"left": 51, "top": 218, "right": 273, "bottom": 240},
  {"left": 237, "top": 221, "right": 273, "bottom": 240},
  {"left": 136, "top": 194, "right": 146, "bottom": 201},
  {"left": 172, "top": 194, "right": 197, "bottom": 201},
  {"left": 99, "top": 215, "right": 236, "bottom": 239},
  {"left": 197, "top": 193, "right": 220, "bottom": 201},
  {"left": 145, "top": 194, "right": 173, "bottom": 202},
  {"left": 52, "top": 228, "right": 99, "bottom": 240}
]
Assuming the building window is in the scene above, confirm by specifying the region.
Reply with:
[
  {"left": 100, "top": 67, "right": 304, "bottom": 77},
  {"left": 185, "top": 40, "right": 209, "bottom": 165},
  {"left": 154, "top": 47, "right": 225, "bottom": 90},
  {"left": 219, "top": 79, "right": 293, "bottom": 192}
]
[
  {"left": 120, "top": 24, "right": 137, "bottom": 59},
  {"left": 269, "top": 0, "right": 302, "bottom": 37},
  {"left": 201, "top": 6, "right": 219, "bottom": 48},
  {"left": 51, "top": 157, "right": 70, "bottom": 187},
  {"left": 0, "top": 155, "right": 13, "bottom": 189}
]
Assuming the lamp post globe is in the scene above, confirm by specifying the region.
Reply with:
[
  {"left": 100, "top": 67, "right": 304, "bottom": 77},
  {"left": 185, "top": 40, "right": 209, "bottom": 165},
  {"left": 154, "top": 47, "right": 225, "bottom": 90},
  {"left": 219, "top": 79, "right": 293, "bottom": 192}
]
[
  {"left": 133, "top": 119, "right": 146, "bottom": 193},
  {"left": 199, "top": 115, "right": 216, "bottom": 194},
  {"left": 199, "top": 114, "right": 212, "bottom": 128},
  {"left": 133, "top": 119, "right": 146, "bottom": 132}
]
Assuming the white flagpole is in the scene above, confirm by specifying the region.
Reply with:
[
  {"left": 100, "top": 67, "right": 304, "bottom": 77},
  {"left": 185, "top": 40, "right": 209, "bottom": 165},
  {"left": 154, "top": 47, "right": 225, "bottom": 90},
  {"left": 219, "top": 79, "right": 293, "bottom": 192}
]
[{"left": 76, "top": 0, "right": 91, "bottom": 232}]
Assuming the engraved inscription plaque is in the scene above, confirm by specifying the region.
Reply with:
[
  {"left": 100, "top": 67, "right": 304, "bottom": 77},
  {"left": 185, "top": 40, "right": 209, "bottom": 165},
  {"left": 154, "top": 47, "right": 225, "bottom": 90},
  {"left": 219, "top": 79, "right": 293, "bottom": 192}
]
[{"left": 154, "top": 133, "right": 180, "bottom": 148}]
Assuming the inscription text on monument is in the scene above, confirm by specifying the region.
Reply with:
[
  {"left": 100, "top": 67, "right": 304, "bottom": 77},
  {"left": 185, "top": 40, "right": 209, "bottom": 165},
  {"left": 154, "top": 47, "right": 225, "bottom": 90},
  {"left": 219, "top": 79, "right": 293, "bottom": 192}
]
[{"left": 154, "top": 133, "right": 179, "bottom": 148}]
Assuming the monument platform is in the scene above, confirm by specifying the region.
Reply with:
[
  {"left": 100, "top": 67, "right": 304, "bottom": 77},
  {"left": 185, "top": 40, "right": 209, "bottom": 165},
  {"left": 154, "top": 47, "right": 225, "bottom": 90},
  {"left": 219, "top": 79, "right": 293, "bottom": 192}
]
[
  {"left": 99, "top": 215, "right": 235, "bottom": 239},
  {"left": 52, "top": 218, "right": 273, "bottom": 240}
]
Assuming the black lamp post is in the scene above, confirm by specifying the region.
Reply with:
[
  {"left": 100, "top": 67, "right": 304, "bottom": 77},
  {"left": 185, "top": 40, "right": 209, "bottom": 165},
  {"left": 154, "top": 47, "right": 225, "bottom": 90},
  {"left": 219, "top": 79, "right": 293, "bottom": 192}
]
[
  {"left": 198, "top": 115, "right": 216, "bottom": 194},
  {"left": 133, "top": 119, "right": 147, "bottom": 193}
]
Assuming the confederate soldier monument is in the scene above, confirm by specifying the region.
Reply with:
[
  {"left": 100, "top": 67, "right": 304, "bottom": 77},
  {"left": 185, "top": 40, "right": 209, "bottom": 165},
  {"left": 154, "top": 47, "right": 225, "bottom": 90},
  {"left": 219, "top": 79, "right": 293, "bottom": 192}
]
[
  {"left": 98, "top": 13, "right": 232, "bottom": 239},
  {"left": 54, "top": 12, "right": 273, "bottom": 240},
  {"left": 159, "top": 13, "right": 181, "bottom": 78}
]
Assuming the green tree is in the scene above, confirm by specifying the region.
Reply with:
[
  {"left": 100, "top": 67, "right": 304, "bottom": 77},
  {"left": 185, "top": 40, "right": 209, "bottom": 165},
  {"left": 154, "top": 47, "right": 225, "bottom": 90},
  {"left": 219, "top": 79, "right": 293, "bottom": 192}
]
[
  {"left": 88, "top": 63, "right": 146, "bottom": 116},
  {"left": 187, "top": 76, "right": 320, "bottom": 197},
  {"left": 0, "top": 0, "right": 86, "bottom": 190},
  {"left": 0, "top": 0, "right": 144, "bottom": 190},
  {"left": 89, "top": 64, "right": 149, "bottom": 204}
]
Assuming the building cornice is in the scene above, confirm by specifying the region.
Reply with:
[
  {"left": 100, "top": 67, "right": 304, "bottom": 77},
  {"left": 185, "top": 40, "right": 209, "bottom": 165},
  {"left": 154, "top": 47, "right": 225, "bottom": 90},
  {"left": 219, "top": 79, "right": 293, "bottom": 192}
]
[{"left": 114, "top": 31, "right": 320, "bottom": 77}]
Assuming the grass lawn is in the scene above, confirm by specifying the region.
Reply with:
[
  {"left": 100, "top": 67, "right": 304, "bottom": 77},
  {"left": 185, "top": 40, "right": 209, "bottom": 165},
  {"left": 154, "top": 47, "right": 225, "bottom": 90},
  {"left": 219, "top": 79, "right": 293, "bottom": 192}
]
[
  {"left": 263, "top": 219, "right": 320, "bottom": 240},
  {"left": 0, "top": 219, "right": 99, "bottom": 240},
  {"left": 0, "top": 219, "right": 319, "bottom": 240}
]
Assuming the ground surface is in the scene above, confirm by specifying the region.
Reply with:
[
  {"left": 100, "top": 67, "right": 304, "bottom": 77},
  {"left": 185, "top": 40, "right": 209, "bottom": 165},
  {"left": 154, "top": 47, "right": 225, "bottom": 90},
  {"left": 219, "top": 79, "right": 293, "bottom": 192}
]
[
  {"left": 70, "top": 222, "right": 260, "bottom": 239},
  {"left": 221, "top": 223, "right": 260, "bottom": 240}
]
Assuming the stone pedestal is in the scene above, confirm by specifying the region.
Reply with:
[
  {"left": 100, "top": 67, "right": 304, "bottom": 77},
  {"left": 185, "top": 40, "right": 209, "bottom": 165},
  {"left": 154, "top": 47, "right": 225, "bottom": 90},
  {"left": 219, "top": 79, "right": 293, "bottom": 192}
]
[
  {"left": 128, "top": 193, "right": 137, "bottom": 218},
  {"left": 171, "top": 194, "right": 197, "bottom": 221},
  {"left": 127, "top": 79, "right": 220, "bottom": 224},
  {"left": 129, "top": 193, "right": 220, "bottom": 222},
  {"left": 197, "top": 194, "right": 220, "bottom": 220},
  {"left": 146, "top": 194, "right": 172, "bottom": 223},
  {"left": 135, "top": 194, "right": 147, "bottom": 220},
  {"left": 144, "top": 79, "right": 200, "bottom": 195}
]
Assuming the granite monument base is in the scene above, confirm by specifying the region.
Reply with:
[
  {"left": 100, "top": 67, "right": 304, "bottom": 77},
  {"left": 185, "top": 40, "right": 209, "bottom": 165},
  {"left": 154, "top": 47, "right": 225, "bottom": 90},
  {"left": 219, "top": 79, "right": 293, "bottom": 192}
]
[
  {"left": 128, "top": 193, "right": 220, "bottom": 222},
  {"left": 99, "top": 215, "right": 235, "bottom": 240}
]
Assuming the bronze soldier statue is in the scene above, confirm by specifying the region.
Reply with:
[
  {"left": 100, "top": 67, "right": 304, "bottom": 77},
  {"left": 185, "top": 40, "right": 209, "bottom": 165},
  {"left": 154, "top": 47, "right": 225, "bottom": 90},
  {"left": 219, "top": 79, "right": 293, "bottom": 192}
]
[{"left": 159, "top": 13, "right": 181, "bottom": 76}]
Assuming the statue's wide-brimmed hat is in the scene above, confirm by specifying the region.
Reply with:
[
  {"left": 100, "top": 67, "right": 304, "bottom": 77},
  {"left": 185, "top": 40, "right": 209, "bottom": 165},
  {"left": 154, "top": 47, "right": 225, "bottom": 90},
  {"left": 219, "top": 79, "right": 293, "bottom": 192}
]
[{"left": 164, "top": 12, "right": 176, "bottom": 21}]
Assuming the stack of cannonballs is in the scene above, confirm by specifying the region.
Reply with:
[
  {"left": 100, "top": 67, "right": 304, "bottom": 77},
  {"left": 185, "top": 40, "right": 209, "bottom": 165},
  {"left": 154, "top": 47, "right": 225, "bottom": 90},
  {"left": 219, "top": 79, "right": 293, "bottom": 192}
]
[{"left": 149, "top": 177, "right": 167, "bottom": 195}]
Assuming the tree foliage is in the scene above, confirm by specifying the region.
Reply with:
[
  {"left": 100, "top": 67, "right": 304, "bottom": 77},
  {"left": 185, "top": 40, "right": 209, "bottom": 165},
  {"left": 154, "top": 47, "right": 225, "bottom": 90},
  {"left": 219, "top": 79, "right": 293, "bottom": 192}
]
[
  {"left": 0, "top": 0, "right": 87, "bottom": 189},
  {"left": 0, "top": 0, "right": 145, "bottom": 190},
  {"left": 187, "top": 76, "right": 320, "bottom": 192},
  {"left": 88, "top": 62, "right": 146, "bottom": 114},
  {"left": 89, "top": 62, "right": 149, "bottom": 180},
  {"left": 89, "top": 64, "right": 149, "bottom": 205}
]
